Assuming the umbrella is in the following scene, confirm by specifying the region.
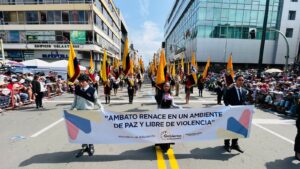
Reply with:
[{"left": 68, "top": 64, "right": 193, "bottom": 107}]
[{"left": 265, "top": 68, "right": 283, "bottom": 73}]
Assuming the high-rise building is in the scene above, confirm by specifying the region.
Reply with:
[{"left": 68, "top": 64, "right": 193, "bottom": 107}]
[
  {"left": 0, "top": 0, "right": 127, "bottom": 70},
  {"left": 164, "top": 0, "right": 300, "bottom": 66}
]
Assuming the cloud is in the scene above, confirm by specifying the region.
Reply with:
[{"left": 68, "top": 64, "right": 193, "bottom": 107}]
[
  {"left": 139, "top": 0, "right": 150, "bottom": 18},
  {"left": 129, "top": 21, "right": 164, "bottom": 65}
]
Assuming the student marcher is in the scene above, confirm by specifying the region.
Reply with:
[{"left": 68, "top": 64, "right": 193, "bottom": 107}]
[
  {"left": 70, "top": 74, "right": 101, "bottom": 158},
  {"left": 127, "top": 73, "right": 135, "bottom": 104},
  {"left": 223, "top": 75, "right": 247, "bottom": 153},
  {"left": 155, "top": 82, "right": 180, "bottom": 152}
]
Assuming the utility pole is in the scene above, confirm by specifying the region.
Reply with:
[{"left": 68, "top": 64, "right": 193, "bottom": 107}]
[{"left": 257, "top": 0, "right": 270, "bottom": 77}]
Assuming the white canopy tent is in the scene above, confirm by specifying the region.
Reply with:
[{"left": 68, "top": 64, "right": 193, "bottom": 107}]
[
  {"left": 22, "top": 59, "right": 51, "bottom": 68},
  {"left": 49, "top": 60, "right": 87, "bottom": 71}
]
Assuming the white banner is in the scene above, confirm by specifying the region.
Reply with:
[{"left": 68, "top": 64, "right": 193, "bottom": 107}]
[{"left": 63, "top": 106, "right": 254, "bottom": 144}]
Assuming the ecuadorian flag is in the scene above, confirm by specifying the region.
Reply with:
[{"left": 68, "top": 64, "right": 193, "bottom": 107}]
[{"left": 67, "top": 42, "right": 80, "bottom": 82}]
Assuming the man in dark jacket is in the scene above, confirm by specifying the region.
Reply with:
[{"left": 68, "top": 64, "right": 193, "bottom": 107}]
[
  {"left": 31, "top": 75, "right": 42, "bottom": 109},
  {"left": 223, "top": 75, "right": 247, "bottom": 153}
]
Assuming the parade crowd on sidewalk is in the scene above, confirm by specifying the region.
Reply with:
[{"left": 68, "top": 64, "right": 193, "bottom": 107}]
[{"left": 0, "top": 71, "right": 68, "bottom": 112}]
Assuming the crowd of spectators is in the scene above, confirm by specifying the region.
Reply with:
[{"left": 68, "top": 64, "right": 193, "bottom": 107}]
[
  {"left": 0, "top": 71, "right": 68, "bottom": 112},
  {"left": 205, "top": 69, "right": 300, "bottom": 117}
]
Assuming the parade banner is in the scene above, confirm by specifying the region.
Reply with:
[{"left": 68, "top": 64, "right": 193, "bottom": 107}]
[{"left": 63, "top": 106, "right": 254, "bottom": 144}]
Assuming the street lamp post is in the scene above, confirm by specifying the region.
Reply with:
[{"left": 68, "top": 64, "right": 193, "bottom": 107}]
[{"left": 268, "top": 28, "right": 290, "bottom": 73}]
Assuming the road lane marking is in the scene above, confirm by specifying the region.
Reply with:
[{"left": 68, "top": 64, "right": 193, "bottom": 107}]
[
  {"left": 167, "top": 147, "right": 180, "bottom": 169},
  {"left": 253, "top": 122, "right": 295, "bottom": 144},
  {"left": 30, "top": 118, "right": 64, "bottom": 138},
  {"left": 44, "top": 100, "right": 216, "bottom": 103},
  {"left": 253, "top": 119, "right": 295, "bottom": 125},
  {"left": 155, "top": 146, "right": 167, "bottom": 169}
]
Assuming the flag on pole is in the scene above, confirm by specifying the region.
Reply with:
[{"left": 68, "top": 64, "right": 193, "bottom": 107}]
[
  {"left": 202, "top": 57, "right": 211, "bottom": 79},
  {"left": 88, "top": 53, "right": 95, "bottom": 82},
  {"left": 101, "top": 49, "right": 107, "bottom": 82},
  {"left": 156, "top": 49, "right": 166, "bottom": 85},
  {"left": 129, "top": 58, "right": 134, "bottom": 75},
  {"left": 67, "top": 42, "right": 80, "bottom": 82},
  {"left": 171, "top": 62, "right": 176, "bottom": 77},
  {"left": 225, "top": 53, "right": 234, "bottom": 86},
  {"left": 122, "top": 38, "right": 130, "bottom": 75}
]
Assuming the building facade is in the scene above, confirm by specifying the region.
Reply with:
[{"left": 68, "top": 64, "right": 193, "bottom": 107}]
[
  {"left": 164, "top": 0, "right": 300, "bottom": 66},
  {"left": 0, "top": 0, "right": 126, "bottom": 70}
]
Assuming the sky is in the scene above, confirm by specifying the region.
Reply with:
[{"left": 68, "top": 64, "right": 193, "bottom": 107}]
[{"left": 114, "top": 0, "right": 174, "bottom": 65}]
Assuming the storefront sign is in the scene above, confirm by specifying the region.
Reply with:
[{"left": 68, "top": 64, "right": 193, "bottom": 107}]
[
  {"left": 32, "top": 44, "right": 81, "bottom": 49},
  {"left": 42, "top": 51, "right": 68, "bottom": 59}
]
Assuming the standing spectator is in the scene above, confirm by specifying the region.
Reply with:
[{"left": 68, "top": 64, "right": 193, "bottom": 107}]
[
  {"left": 103, "top": 80, "right": 111, "bottom": 104},
  {"left": 197, "top": 75, "right": 204, "bottom": 97},
  {"left": 31, "top": 75, "right": 42, "bottom": 109},
  {"left": 215, "top": 81, "right": 223, "bottom": 105}
]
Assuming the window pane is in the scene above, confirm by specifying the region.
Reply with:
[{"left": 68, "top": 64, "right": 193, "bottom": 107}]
[
  {"left": 54, "top": 11, "right": 62, "bottom": 24},
  {"left": 4, "top": 11, "right": 18, "bottom": 24},
  {"left": 26, "top": 11, "right": 38, "bottom": 24},
  {"left": 62, "top": 11, "right": 69, "bottom": 24},
  {"left": 18, "top": 12, "right": 25, "bottom": 24},
  {"left": 47, "top": 11, "right": 54, "bottom": 24}
]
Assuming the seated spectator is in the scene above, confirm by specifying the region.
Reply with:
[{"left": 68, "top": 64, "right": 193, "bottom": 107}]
[{"left": 264, "top": 91, "right": 273, "bottom": 109}]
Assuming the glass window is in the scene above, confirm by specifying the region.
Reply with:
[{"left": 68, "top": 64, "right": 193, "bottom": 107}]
[
  {"left": 205, "top": 26, "right": 213, "bottom": 38},
  {"left": 214, "top": 8, "right": 221, "bottom": 21},
  {"left": 228, "top": 9, "right": 236, "bottom": 22},
  {"left": 257, "top": 11, "right": 264, "bottom": 27},
  {"left": 62, "top": 11, "right": 69, "bottom": 24},
  {"left": 47, "top": 11, "right": 54, "bottom": 24},
  {"left": 285, "top": 28, "right": 293, "bottom": 38},
  {"left": 250, "top": 10, "right": 258, "bottom": 22},
  {"left": 78, "top": 11, "right": 85, "bottom": 24},
  {"left": 9, "top": 31, "right": 20, "bottom": 42},
  {"left": 288, "top": 11, "right": 296, "bottom": 20},
  {"left": 40, "top": 11, "right": 47, "bottom": 24},
  {"left": 69, "top": 11, "right": 79, "bottom": 24},
  {"left": 242, "top": 27, "right": 249, "bottom": 39},
  {"left": 18, "top": 12, "right": 25, "bottom": 24},
  {"left": 0, "top": 12, "right": 4, "bottom": 25},
  {"left": 199, "top": 8, "right": 206, "bottom": 20},
  {"left": 4, "top": 11, "right": 18, "bottom": 24},
  {"left": 236, "top": 10, "right": 243, "bottom": 23},
  {"left": 206, "top": 7, "right": 213, "bottom": 20},
  {"left": 54, "top": 11, "right": 61, "bottom": 24},
  {"left": 26, "top": 11, "right": 38, "bottom": 24},
  {"left": 198, "top": 26, "right": 206, "bottom": 37},
  {"left": 243, "top": 10, "right": 250, "bottom": 24}
]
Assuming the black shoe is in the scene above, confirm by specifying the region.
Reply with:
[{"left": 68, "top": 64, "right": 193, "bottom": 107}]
[
  {"left": 75, "top": 148, "right": 87, "bottom": 158},
  {"left": 231, "top": 145, "right": 244, "bottom": 153},
  {"left": 87, "top": 145, "right": 94, "bottom": 156},
  {"left": 160, "top": 144, "right": 170, "bottom": 153},
  {"left": 295, "top": 152, "right": 300, "bottom": 161},
  {"left": 224, "top": 145, "right": 231, "bottom": 152}
]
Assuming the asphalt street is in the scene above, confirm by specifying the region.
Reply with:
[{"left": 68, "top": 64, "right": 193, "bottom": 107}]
[{"left": 0, "top": 82, "right": 299, "bottom": 169}]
